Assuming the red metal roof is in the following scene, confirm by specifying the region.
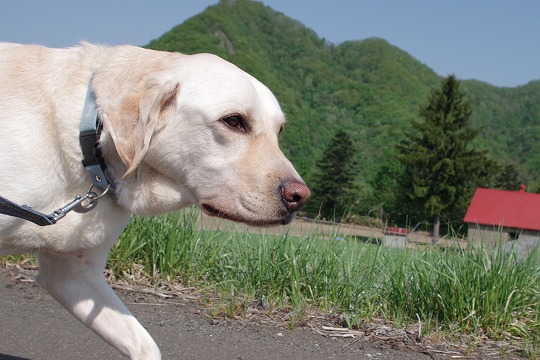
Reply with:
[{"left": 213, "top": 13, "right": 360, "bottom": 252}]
[
  {"left": 463, "top": 186, "right": 540, "bottom": 231},
  {"left": 384, "top": 226, "right": 410, "bottom": 236}
]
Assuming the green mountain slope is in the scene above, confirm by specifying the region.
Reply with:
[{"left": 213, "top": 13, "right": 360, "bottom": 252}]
[
  {"left": 146, "top": 0, "right": 540, "bottom": 198},
  {"left": 463, "top": 80, "right": 540, "bottom": 182}
]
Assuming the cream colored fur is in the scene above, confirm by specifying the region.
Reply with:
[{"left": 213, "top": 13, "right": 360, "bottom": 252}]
[{"left": 0, "top": 43, "right": 309, "bottom": 359}]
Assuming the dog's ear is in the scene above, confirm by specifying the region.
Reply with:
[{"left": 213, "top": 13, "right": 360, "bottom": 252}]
[{"left": 107, "top": 79, "right": 180, "bottom": 177}]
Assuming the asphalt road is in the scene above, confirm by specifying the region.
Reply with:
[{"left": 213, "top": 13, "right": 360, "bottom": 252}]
[{"left": 0, "top": 269, "right": 440, "bottom": 360}]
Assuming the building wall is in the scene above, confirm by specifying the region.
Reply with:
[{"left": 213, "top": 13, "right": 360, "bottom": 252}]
[
  {"left": 467, "top": 225, "right": 507, "bottom": 244},
  {"left": 467, "top": 224, "right": 540, "bottom": 244},
  {"left": 382, "top": 234, "right": 407, "bottom": 248},
  {"left": 518, "top": 229, "right": 540, "bottom": 241}
]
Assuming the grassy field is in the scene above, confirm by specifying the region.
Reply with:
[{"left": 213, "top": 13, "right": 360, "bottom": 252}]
[{"left": 108, "top": 208, "right": 540, "bottom": 358}]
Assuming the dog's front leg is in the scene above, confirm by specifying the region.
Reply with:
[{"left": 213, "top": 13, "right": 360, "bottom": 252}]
[{"left": 36, "top": 248, "right": 161, "bottom": 360}]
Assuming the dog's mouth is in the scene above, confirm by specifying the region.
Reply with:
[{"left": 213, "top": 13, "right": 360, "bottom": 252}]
[{"left": 201, "top": 203, "right": 295, "bottom": 226}]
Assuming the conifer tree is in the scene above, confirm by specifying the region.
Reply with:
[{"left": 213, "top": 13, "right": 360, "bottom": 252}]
[
  {"left": 397, "top": 75, "right": 497, "bottom": 239},
  {"left": 307, "top": 130, "right": 357, "bottom": 221}
]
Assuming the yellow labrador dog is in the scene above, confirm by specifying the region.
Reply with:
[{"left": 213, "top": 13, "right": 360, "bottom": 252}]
[{"left": 0, "top": 43, "right": 310, "bottom": 359}]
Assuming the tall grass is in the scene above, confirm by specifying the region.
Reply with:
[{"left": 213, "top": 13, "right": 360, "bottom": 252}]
[
  {"left": 381, "top": 244, "right": 540, "bottom": 337},
  {"left": 109, "top": 207, "right": 202, "bottom": 282},
  {"left": 109, "top": 208, "right": 539, "bottom": 354}
]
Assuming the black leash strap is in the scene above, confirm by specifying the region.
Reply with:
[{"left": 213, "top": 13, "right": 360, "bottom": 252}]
[
  {"left": 0, "top": 195, "right": 55, "bottom": 226},
  {"left": 0, "top": 186, "right": 108, "bottom": 227}
]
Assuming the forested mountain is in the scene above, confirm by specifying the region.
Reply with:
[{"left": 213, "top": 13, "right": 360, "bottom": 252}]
[{"left": 146, "top": 0, "right": 540, "bottom": 216}]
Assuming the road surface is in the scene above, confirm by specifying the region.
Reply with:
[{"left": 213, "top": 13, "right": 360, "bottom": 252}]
[{"left": 0, "top": 268, "right": 442, "bottom": 360}]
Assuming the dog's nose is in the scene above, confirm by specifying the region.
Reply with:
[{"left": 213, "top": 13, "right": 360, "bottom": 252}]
[{"left": 281, "top": 180, "right": 311, "bottom": 212}]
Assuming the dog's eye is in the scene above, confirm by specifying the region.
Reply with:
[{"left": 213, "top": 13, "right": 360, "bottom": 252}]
[
  {"left": 221, "top": 115, "right": 246, "bottom": 132},
  {"left": 278, "top": 124, "right": 285, "bottom": 136}
]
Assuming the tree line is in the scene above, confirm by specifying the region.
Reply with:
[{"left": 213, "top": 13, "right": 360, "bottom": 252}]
[{"left": 306, "top": 75, "right": 524, "bottom": 238}]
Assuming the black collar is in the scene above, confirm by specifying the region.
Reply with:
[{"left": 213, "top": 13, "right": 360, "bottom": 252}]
[{"left": 79, "top": 81, "right": 115, "bottom": 191}]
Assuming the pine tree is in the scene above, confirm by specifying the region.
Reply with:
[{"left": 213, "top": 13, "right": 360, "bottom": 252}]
[
  {"left": 397, "top": 75, "right": 497, "bottom": 239},
  {"left": 307, "top": 130, "right": 357, "bottom": 221}
]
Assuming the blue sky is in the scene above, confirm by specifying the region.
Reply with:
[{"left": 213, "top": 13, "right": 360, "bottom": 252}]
[{"left": 1, "top": 1, "right": 538, "bottom": 87}]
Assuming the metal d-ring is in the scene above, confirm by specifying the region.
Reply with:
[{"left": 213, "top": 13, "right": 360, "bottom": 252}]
[{"left": 73, "top": 184, "right": 112, "bottom": 214}]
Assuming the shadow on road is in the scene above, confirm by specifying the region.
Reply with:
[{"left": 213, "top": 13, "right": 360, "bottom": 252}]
[{"left": 0, "top": 354, "right": 31, "bottom": 360}]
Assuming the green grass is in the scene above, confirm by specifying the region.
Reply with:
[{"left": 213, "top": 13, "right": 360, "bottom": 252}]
[{"left": 108, "top": 208, "right": 540, "bottom": 357}]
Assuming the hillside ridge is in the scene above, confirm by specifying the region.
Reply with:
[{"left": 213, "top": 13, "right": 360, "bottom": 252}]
[{"left": 146, "top": 0, "right": 540, "bottom": 200}]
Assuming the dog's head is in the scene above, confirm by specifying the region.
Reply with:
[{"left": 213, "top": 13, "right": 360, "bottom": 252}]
[{"left": 102, "top": 52, "right": 310, "bottom": 225}]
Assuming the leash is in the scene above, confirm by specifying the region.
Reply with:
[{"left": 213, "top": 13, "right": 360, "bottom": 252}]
[
  {"left": 0, "top": 79, "right": 115, "bottom": 226},
  {"left": 0, "top": 185, "right": 110, "bottom": 226}
]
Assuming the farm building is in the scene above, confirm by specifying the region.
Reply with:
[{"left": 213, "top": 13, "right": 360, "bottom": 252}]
[
  {"left": 463, "top": 185, "right": 540, "bottom": 244},
  {"left": 382, "top": 226, "right": 409, "bottom": 248}
]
